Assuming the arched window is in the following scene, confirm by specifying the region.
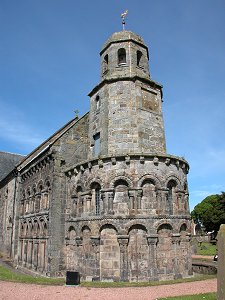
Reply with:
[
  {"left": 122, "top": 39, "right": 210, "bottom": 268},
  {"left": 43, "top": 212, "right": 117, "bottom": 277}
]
[
  {"left": 20, "top": 224, "right": 24, "bottom": 237},
  {"left": 76, "top": 186, "right": 83, "bottom": 216},
  {"left": 43, "top": 222, "right": 47, "bottom": 236},
  {"left": 141, "top": 179, "right": 156, "bottom": 211},
  {"left": 102, "top": 54, "right": 109, "bottom": 73},
  {"left": 114, "top": 179, "right": 129, "bottom": 215},
  {"left": 167, "top": 180, "right": 177, "bottom": 214},
  {"left": 96, "top": 95, "right": 100, "bottom": 110},
  {"left": 118, "top": 48, "right": 126, "bottom": 65},
  {"left": 137, "top": 50, "right": 143, "bottom": 67},
  {"left": 68, "top": 226, "right": 76, "bottom": 240},
  {"left": 20, "top": 201, "right": 25, "bottom": 215},
  {"left": 35, "top": 195, "right": 41, "bottom": 212},
  {"left": 93, "top": 132, "right": 100, "bottom": 156},
  {"left": 91, "top": 183, "right": 101, "bottom": 215},
  {"left": 104, "top": 54, "right": 108, "bottom": 65},
  {"left": 26, "top": 188, "right": 31, "bottom": 213},
  {"left": 95, "top": 186, "right": 101, "bottom": 215}
]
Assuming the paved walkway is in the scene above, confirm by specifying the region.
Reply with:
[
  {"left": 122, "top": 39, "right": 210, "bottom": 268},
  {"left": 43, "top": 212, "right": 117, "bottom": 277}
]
[
  {"left": 0, "top": 278, "right": 217, "bottom": 300},
  {"left": 0, "top": 255, "right": 217, "bottom": 299}
]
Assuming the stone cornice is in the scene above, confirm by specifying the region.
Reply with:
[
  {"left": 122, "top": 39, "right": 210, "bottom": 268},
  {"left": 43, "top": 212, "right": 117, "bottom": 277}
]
[
  {"left": 20, "top": 153, "right": 54, "bottom": 183},
  {"left": 65, "top": 153, "right": 189, "bottom": 177},
  {"left": 66, "top": 214, "right": 191, "bottom": 223},
  {"left": 88, "top": 76, "right": 163, "bottom": 97}
]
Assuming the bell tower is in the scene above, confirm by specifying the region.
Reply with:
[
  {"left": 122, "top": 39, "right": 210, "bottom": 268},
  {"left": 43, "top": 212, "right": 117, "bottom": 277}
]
[{"left": 88, "top": 30, "right": 166, "bottom": 159}]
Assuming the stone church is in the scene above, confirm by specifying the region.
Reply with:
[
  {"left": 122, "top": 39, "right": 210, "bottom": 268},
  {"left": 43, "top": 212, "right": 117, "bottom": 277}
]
[{"left": 0, "top": 29, "right": 192, "bottom": 282}]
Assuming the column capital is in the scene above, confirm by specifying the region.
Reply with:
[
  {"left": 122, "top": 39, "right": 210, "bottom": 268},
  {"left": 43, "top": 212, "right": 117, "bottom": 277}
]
[
  {"left": 147, "top": 234, "right": 158, "bottom": 245},
  {"left": 137, "top": 189, "right": 143, "bottom": 197},
  {"left": 75, "top": 236, "right": 83, "bottom": 247},
  {"left": 117, "top": 235, "right": 129, "bottom": 249},
  {"left": 128, "top": 190, "right": 135, "bottom": 197},
  {"left": 172, "top": 233, "right": 181, "bottom": 244},
  {"left": 90, "top": 236, "right": 100, "bottom": 247}
]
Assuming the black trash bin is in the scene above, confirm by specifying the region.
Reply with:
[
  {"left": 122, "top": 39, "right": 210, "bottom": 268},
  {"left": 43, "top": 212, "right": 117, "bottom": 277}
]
[{"left": 66, "top": 271, "right": 80, "bottom": 285}]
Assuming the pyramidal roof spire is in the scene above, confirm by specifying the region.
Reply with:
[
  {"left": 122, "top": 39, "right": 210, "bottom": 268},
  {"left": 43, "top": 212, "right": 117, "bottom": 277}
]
[{"left": 120, "top": 10, "right": 128, "bottom": 30}]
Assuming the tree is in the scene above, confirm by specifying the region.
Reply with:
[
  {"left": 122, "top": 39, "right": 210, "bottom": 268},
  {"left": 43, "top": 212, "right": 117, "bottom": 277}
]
[{"left": 191, "top": 192, "right": 225, "bottom": 233}]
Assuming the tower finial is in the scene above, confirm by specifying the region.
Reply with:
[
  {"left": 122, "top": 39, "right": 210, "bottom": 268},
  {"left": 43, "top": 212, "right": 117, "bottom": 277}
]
[
  {"left": 121, "top": 10, "right": 128, "bottom": 30},
  {"left": 74, "top": 109, "right": 79, "bottom": 119}
]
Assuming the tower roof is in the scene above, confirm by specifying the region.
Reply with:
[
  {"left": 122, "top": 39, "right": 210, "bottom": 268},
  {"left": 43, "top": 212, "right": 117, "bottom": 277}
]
[{"left": 100, "top": 30, "right": 148, "bottom": 56}]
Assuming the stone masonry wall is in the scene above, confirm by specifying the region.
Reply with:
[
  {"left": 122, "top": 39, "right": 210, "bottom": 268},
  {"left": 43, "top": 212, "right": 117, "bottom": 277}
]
[
  {"left": 88, "top": 79, "right": 166, "bottom": 158},
  {"left": 64, "top": 154, "right": 191, "bottom": 281}
]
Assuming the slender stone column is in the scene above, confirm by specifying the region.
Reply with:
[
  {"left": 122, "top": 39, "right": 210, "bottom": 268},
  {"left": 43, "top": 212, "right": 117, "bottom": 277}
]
[
  {"left": 217, "top": 224, "right": 225, "bottom": 300},
  {"left": 27, "top": 240, "right": 33, "bottom": 268},
  {"left": 185, "top": 233, "right": 193, "bottom": 276},
  {"left": 184, "top": 193, "right": 189, "bottom": 213},
  {"left": 128, "top": 190, "right": 135, "bottom": 210},
  {"left": 40, "top": 240, "right": 46, "bottom": 272},
  {"left": 90, "top": 236, "right": 100, "bottom": 280},
  {"left": 137, "top": 190, "right": 142, "bottom": 210},
  {"left": 86, "top": 195, "right": 91, "bottom": 214},
  {"left": 72, "top": 198, "right": 77, "bottom": 217},
  {"left": 100, "top": 192, "right": 106, "bottom": 215},
  {"left": 108, "top": 191, "right": 114, "bottom": 215},
  {"left": 147, "top": 234, "right": 158, "bottom": 281},
  {"left": 172, "top": 233, "right": 181, "bottom": 279},
  {"left": 82, "top": 196, "right": 87, "bottom": 214},
  {"left": 18, "top": 239, "right": 23, "bottom": 263},
  {"left": 33, "top": 240, "right": 39, "bottom": 270},
  {"left": 23, "top": 241, "right": 28, "bottom": 266},
  {"left": 159, "top": 188, "right": 169, "bottom": 214},
  {"left": 75, "top": 236, "right": 83, "bottom": 276},
  {"left": 117, "top": 235, "right": 129, "bottom": 281}
]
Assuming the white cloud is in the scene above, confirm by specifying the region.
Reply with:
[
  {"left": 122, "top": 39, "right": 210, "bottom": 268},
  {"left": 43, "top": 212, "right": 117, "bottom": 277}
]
[
  {"left": 0, "top": 100, "right": 44, "bottom": 150},
  {"left": 189, "top": 183, "right": 224, "bottom": 210}
]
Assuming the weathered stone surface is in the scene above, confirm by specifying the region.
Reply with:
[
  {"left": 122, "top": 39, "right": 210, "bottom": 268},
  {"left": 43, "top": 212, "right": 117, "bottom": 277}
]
[{"left": 217, "top": 224, "right": 225, "bottom": 299}]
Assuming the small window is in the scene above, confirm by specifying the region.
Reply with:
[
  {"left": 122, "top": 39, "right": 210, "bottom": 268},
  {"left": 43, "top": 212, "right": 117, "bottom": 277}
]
[
  {"left": 93, "top": 132, "right": 100, "bottom": 156},
  {"left": 95, "top": 187, "right": 101, "bottom": 215},
  {"left": 91, "top": 182, "right": 101, "bottom": 216},
  {"left": 103, "top": 54, "right": 109, "bottom": 73},
  {"left": 96, "top": 95, "right": 100, "bottom": 110},
  {"left": 104, "top": 54, "right": 108, "bottom": 65},
  {"left": 118, "top": 48, "right": 126, "bottom": 65},
  {"left": 137, "top": 50, "right": 143, "bottom": 67}
]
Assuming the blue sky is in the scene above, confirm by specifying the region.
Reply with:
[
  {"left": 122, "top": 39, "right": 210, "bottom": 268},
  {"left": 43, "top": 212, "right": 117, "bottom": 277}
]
[{"left": 0, "top": 0, "right": 225, "bottom": 210}]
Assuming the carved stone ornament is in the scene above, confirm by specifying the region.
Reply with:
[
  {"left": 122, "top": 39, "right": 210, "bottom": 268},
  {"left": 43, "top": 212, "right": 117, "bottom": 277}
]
[
  {"left": 90, "top": 236, "right": 100, "bottom": 247},
  {"left": 75, "top": 236, "right": 83, "bottom": 247}
]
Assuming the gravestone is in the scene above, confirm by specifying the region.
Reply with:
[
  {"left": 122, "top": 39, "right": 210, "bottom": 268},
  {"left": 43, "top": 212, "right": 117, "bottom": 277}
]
[{"left": 217, "top": 224, "right": 225, "bottom": 300}]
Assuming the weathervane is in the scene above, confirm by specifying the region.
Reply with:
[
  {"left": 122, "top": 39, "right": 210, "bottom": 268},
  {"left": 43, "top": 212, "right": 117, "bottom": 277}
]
[{"left": 121, "top": 10, "right": 128, "bottom": 30}]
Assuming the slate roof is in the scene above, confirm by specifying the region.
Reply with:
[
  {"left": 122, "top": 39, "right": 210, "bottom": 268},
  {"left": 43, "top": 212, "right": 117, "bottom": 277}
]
[{"left": 0, "top": 151, "right": 25, "bottom": 181}]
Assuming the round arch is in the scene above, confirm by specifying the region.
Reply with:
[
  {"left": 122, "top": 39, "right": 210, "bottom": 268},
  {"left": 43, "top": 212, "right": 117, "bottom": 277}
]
[
  {"left": 109, "top": 175, "right": 133, "bottom": 189},
  {"left": 99, "top": 223, "right": 118, "bottom": 234},
  {"left": 138, "top": 173, "right": 162, "bottom": 189},
  {"left": 164, "top": 175, "right": 182, "bottom": 190}
]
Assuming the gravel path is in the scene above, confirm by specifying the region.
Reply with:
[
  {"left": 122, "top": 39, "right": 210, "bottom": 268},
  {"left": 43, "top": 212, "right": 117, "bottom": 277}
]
[{"left": 0, "top": 279, "right": 217, "bottom": 300}]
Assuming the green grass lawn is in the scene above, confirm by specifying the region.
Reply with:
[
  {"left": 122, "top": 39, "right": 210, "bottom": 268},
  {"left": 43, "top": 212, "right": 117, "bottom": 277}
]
[
  {"left": 0, "top": 265, "right": 64, "bottom": 285},
  {"left": 159, "top": 293, "right": 216, "bottom": 299},
  {"left": 0, "top": 263, "right": 216, "bottom": 288},
  {"left": 80, "top": 275, "right": 216, "bottom": 288},
  {"left": 197, "top": 242, "right": 217, "bottom": 256}
]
